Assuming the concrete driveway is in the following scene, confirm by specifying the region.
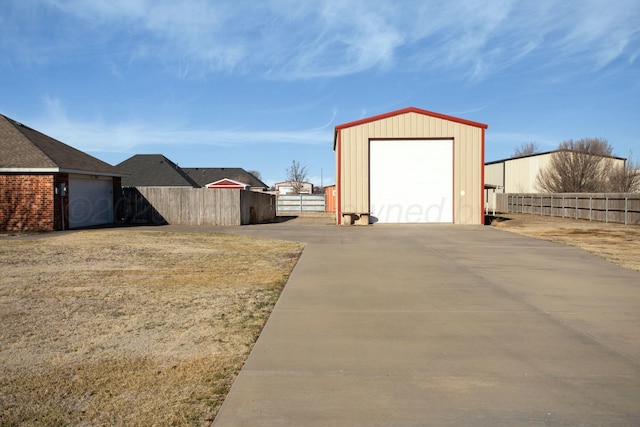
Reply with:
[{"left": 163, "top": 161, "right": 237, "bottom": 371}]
[{"left": 209, "top": 218, "right": 640, "bottom": 426}]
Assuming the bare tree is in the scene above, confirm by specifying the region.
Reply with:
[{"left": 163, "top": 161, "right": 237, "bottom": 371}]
[
  {"left": 285, "top": 160, "right": 308, "bottom": 194},
  {"left": 513, "top": 142, "right": 540, "bottom": 158},
  {"left": 536, "top": 138, "right": 615, "bottom": 192},
  {"left": 608, "top": 151, "right": 640, "bottom": 193}
]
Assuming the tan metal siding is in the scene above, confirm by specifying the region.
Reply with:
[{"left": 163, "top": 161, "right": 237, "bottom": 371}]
[
  {"left": 505, "top": 154, "right": 554, "bottom": 193},
  {"left": 499, "top": 154, "right": 624, "bottom": 193},
  {"left": 485, "top": 163, "right": 505, "bottom": 188},
  {"left": 339, "top": 111, "right": 483, "bottom": 224}
]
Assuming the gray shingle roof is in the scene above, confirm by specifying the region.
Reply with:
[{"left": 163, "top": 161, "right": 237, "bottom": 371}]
[
  {"left": 117, "top": 154, "right": 200, "bottom": 187},
  {"left": 182, "top": 167, "right": 268, "bottom": 189},
  {"left": 0, "top": 114, "right": 126, "bottom": 176}
]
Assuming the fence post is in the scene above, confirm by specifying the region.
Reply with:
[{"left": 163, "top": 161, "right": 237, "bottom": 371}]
[
  {"left": 624, "top": 197, "right": 629, "bottom": 225},
  {"left": 540, "top": 196, "right": 543, "bottom": 216},
  {"left": 550, "top": 196, "right": 553, "bottom": 218},
  {"left": 625, "top": 197, "right": 628, "bottom": 225},
  {"left": 589, "top": 197, "right": 592, "bottom": 221},
  {"left": 605, "top": 197, "right": 608, "bottom": 223},
  {"left": 562, "top": 196, "right": 565, "bottom": 218},
  {"left": 575, "top": 196, "right": 578, "bottom": 220},
  {"left": 530, "top": 195, "right": 533, "bottom": 215}
]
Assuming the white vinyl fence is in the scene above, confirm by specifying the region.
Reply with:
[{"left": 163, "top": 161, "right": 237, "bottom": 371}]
[{"left": 277, "top": 194, "right": 326, "bottom": 214}]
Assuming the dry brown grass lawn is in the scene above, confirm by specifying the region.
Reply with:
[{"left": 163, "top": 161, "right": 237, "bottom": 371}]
[
  {"left": 0, "top": 229, "right": 303, "bottom": 426},
  {"left": 489, "top": 213, "right": 640, "bottom": 272}
]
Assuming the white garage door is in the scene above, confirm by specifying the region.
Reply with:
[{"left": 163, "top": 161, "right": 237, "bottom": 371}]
[
  {"left": 69, "top": 177, "right": 113, "bottom": 228},
  {"left": 370, "top": 139, "right": 453, "bottom": 223}
]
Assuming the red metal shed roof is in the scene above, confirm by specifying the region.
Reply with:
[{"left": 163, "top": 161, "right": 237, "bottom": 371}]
[{"left": 333, "top": 106, "right": 488, "bottom": 149}]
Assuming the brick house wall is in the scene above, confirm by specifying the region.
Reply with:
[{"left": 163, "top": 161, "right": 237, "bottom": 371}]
[
  {"left": 0, "top": 174, "right": 61, "bottom": 231},
  {"left": 2, "top": 173, "right": 121, "bottom": 231}
]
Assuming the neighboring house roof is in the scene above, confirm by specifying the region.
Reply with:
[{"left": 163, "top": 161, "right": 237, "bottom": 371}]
[
  {"left": 485, "top": 149, "right": 626, "bottom": 165},
  {"left": 117, "top": 154, "right": 199, "bottom": 187},
  {"left": 0, "top": 114, "right": 126, "bottom": 176},
  {"left": 206, "top": 178, "right": 249, "bottom": 189},
  {"left": 183, "top": 167, "right": 268, "bottom": 189},
  {"left": 274, "top": 181, "right": 314, "bottom": 194},
  {"left": 116, "top": 156, "right": 268, "bottom": 189},
  {"left": 333, "top": 106, "right": 489, "bottom": 149},
  {"left": 274, "top": 181, "right": 314, "bottom": 187}
]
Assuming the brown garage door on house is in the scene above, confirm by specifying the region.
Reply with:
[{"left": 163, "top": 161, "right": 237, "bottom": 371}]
[{"left": 68, "top": 176, "right": 114, "bottom": 228}]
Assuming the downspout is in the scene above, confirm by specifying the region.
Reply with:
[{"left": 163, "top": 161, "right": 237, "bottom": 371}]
[
  {"left": 502, "top": 160, "right": 506, "bottom": 194},
  {"left": 56, "top": 182, "right": 66, "bottom": 231},
  {"left": 60, "top": 191, "right": 65, "bottom": 231}
]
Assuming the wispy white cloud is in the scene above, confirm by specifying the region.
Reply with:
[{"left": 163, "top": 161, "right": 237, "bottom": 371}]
[
  {"left": 451, "top": 104, "right": 492, "bottom": 116},
  {"left": 408, "top": 0, "right": 639, "bottom": 82},
  {"left": 35, "top": 96, "right": 332, "bottom": 156},
  {"left": 4, "top": 0, "right": 639, "bottom": 82},
  {"left": 556, "top": 1, "right": 634, "bottom": 68},
  {"left": 489, "top": 132, "right": 557, "bottom": 150}
]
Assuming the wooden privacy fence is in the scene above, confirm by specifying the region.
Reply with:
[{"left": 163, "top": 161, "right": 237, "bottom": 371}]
[
  {"left": 277, "top": 194, "right": 326, "bottom": 214},
  {"left": 496, "top": 193, "right": 640, "bottom": 225},
  {"left": 118, "top": 187, "right": 276, "bottom": 226}
]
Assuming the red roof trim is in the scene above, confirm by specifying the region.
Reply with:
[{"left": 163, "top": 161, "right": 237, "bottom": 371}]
[
  {"left": 336, "top": 130, "right": 341, "bottom": 224},
  {"left": 335, "top": 106, "right": 488, "bottom": 132},
  {"left": 206, "top": 178, "right": 248, "bottom": 189},
  {"left": 480, "top": 128, "right": 486, "bottom": 224}
]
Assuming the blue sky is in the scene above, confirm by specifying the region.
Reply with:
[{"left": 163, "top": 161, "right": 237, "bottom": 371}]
[{"left": 2, "top": 1, "right": 639, "bottom": 187}]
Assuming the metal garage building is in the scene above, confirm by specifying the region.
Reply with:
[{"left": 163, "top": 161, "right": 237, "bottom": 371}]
[
  {"left": 333, "top": 107, "right": 488, "bottom": 225},
  {"left": 483, "top": 151, "right": 627, "bottom": 212}
]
